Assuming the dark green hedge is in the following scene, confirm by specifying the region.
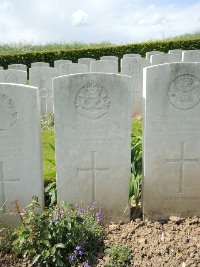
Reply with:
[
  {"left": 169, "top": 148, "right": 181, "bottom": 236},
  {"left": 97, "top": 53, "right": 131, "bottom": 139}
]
[{"left": 0, "top": 39, "right": 200, "bottom": 69}]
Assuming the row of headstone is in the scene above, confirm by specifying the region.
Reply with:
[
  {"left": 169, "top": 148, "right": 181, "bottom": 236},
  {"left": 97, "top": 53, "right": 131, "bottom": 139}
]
[
  {"left": 0, "top": 72, "right": 132, "bottom": 226},
  {"left": 1, "top": 62, "right": 200, "bottom": 226}
]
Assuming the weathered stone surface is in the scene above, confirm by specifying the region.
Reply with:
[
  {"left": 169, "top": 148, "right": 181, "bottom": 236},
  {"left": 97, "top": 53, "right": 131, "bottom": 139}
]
[
  {"left": 31, "top": 62, "right": 50, "bottom": 68},
  {"left": 121, "top": 57, "right": 150, "bottom": 114},
  {"left": 146, "top": 51, "right": 164, "bottom": 60},
  {"left": 0, "top": 70, "right": 27, "bottom": 84},
  {"left": 90, "top": 60, "right": 118, "bottom": 73},
  {"left": 182, "top": 50, "right": 200, "bottom": 62},
  {"left": 59, "top": 63, "right": 88, "bottom": 75},
  {"left": 53, "top": 73, "right": 133, "bottom": 222},
  {"left": 100, "top": 56, "right": 118, "bottom": 62},
  {"left": 150, "top": 53, "right": 181, "bottom": 65},
  {"left": 123, "top": 54, "right": 141, "bottom": 58},
  {"left": 54, "top": 60, "right": 72, "bottom": 69},
  {"left": 168, "top": 49, "right": 184, "bottom": 62},
  {"left": 0, "top": 83, "right": 43, "bottom": 226},
  {"left": 8, "top": 64, "right": 27, "bottom": 72},
  {"left": 29, "top": 67, "right": 59, "bottom": 118},
  {"left": 143, "top": 63, "right": 200, "bottom": 220},
  {"left": 78, "top": 58, "right": 96, "bottom": 67}
]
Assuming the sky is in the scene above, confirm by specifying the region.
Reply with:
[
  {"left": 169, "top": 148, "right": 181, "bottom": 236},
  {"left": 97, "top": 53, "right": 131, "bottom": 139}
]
[{"left": 0, "top": 0, "right": 200, "bottom": 44}]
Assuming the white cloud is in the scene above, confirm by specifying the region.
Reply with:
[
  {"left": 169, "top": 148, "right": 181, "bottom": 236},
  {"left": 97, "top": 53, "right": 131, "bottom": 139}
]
[
  {"left": 0, "top": 0, "right": 12, "bottom": 12},
  {"left": 72, "top": 10, "right": 89, "bottom": 26},
  {"left": 0, "top": 0, "right": 200, "bottom": 44}
]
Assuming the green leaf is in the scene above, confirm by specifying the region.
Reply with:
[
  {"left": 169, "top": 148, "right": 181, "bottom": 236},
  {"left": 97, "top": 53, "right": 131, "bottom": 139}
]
[{"left": 32, "top": 254, "right": 41, "bottom": 264}]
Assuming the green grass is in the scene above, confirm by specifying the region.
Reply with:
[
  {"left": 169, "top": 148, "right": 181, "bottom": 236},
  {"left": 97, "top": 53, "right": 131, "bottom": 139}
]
[{"left": 41, "top": 129, "right": 55, "bottom": 183}]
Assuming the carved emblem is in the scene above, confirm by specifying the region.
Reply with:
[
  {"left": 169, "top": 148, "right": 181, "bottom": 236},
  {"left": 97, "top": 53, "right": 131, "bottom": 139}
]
[
  {"left": 168, "top": 74, "right": 200, "bottom": 110},
  {"left": 0, "top": 94, "right": 17, "bottom": 130},
  {"left": 5, "top": 73, "right": 18, "bottom": 83},
  {"left": 75, "top": 81, "right": 111, "bottom": 119}
]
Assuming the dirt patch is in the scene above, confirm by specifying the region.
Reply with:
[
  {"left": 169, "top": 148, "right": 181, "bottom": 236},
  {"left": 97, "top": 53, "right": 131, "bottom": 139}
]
[{"left": 1, "top": 216, "right": 200, "bottom": 266}]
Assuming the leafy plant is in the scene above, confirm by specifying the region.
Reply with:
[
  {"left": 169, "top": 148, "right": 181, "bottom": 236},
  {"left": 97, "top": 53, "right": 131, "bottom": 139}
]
[
  {"left": 45, "top": 181, "right": 57, "bottom": 207},
  {"left": 41, "top": 114, "right": 54, "bottom": 131},
  {"left": 129, "top": 121, "right": 142, "bottom": 207},
  {"left": 105, "top": 244, "right": 131, "bottom": 267},
  {"left": 12, "top": 199, "right": 104, "bottom": 267}
]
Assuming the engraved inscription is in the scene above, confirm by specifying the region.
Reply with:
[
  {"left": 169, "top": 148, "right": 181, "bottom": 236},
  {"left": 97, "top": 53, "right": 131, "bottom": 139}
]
[
  {"left": 77, "top": 151, "right": 109, "bottom": 201},
  {"left": 168, "top": 74, "right": 200, "bottom": 110},
  {"left": 166, "top": 141, "right": 199, "bottom": 193},
  {"left": 5, "top": 73, "right": 19, "bottom": 83},
  {"left": 75, "top": 81, "right": 111, "bottom": 119},
  {"left": 0, "top": 94, "right": 17, "bottom": 130},
  {"left": 0, "top": 135, "right": 22, "bottom": 162}
]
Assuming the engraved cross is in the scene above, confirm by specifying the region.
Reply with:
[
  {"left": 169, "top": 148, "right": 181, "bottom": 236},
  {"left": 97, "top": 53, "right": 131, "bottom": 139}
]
[
  {"left": 0, "top": 162, "right": 20, "bottom": 213},
  {"left": 165, "top": 141, "right": 199, "bottom": 194},
  {"left": 77, "top": 151, "right": 110, "bottom": 202}
]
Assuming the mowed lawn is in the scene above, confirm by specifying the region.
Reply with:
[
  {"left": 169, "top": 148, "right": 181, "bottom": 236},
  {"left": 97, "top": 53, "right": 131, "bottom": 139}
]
[{"left": 41, "top": 129, "right": 55, "bottom": 182}]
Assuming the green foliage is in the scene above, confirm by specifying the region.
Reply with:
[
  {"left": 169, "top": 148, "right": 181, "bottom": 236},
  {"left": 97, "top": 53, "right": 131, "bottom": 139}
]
[
  {"left": 45, "top": 181, "right": 57, "bottom": 207},
  {"left": 12, "top": 200, "right": 104, "bottom": 267},
  {"left": 105, "top": 244, "right": 131, "bottom": 267},
  {"left": 41, "top": 114, "right": 54, "bottom": 131},
  {"left": 0, "top": 38, "right": 200, "bottom": 68},
  {"left": 41, "top": 129, "right": 55, "bottom": 183},
  {"left": 0, "top": 41, "right": 113, "bottom": 54},
  {"left": 129, "top": 120, "right": 142, "bottom": 207}
]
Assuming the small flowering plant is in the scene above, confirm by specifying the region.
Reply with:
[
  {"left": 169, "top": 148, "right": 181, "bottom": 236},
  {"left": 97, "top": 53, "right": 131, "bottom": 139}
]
[{"left": 12, "top": 199, "right": 104, "bottom": 267}]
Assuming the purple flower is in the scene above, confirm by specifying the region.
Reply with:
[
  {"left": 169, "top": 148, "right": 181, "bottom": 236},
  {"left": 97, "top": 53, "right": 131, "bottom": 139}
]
[
  {"left": 90, "top": 202, "right": 97, "bottom": 209},
  {"left": 83, "top": 262, "right": 90, "bottom": 267},
  {"left": 76, "top": 244, "right": 82, "bottom": 251},
  {"left": 96, "top": 212, "right": 103, "bottom": 222},
  {"left": 69, "top": 255, "right": 74, "bottom": 263}
]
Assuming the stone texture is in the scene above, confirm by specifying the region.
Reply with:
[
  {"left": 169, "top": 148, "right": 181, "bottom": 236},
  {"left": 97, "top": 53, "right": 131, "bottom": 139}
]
[
  {"left": 90, "top": 60, "right": 118, "bottom": 73},
  {"left": 123, "top": 54, "right": 141, "bottom": 58},
  {"left": 31, "top": 62, "right": 50, "bottom": 68},
  {"left": 8, "top": 64, "right": 27, "bottom": 72},
  {"left": 59, "top": 63, "right": 88, "bottom": 75},
  {"left": 0, "top": 70, "right": 27, "bottom": 84},
  {"left": 100, "top": 56, "right": 118, "bottom": 62},
  {"left": 143, "top": 63, "right": 200, "bottom": 220},
  {"left": 150, "top": 53, "right": 181, "bottom": 65},
  {"left": 0, "top": 83, "right": 43, "bottom": 226},
  {"left": 121, "top": 57, "right": 150, "bottom": 114},
  {"left": 168, "top": 49, "right": 184, "bottom": 62},
  {"left": 53, "top": 73, "right": 133, "bottom": 222},
  {"left": 146, "top": 51, "right": 164, "bottom": 60},
  {"left": 29, "top": 67, "right": 59, "bottom": 118},
  {"left": 78, "top": 58, "right": 96, "bottom": 67},
  {"left": 54, "top": 60, "right": 72, "bottom": 69},
  {"left": 182, "top": 50, "right": 200, "bottom": 62}
]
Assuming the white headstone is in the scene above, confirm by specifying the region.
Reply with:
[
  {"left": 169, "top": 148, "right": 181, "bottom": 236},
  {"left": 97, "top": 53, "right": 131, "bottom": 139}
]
[
  {"left": 59, "top": 63, "right": 88, "bottom": 76},
  {"left": 146, "top": 51, "right": 164, "bottom": 60},
  {"left": 78, "top": 58, "right": 96, "bottom": 67},
  {"left": 151, "top": 53, "right": 181, "bottom": 65},
  {"left": 143, "top": 63, "right": 200, "bottom": 220},
  {"left": 54, "top": 60, "right": 72, "bottom": 69},
  {"left": 0, "top": 70, "right": 27, "bottom": 84},
  {"left": 90, "top": 60, "right": 118, "bottom": 73},
  {"left": 182, "top": 50, "right": 200, "bottom": 62},
  {"left": 8, "top": 64, "right": 27, "bottom": 72},
  {"left": 31, "top": 62, "right": 50, "bottom": 68},
  {"left": 121, "top": 57, "right": 150, "bottom": 114},
  {"left": 123, "top": 54, "right": 141, "bottom": 59},
  {"left": 100, "top": 56, "right": 118, "bottom": 62},
  {"left": 0, "top": 83, "right": 43, "bottom": 226},
  {"left": 29, "top": 67, "right": 59, "bottom": 118},
  {"left": 168, "top": 49, "right": 184, "bottom": 62},
  {"left": 53, "top": 73, "right": 133, "bottom": 222},
  {"left": 0, "top": 67, "right": 3, "bottom": 70}
]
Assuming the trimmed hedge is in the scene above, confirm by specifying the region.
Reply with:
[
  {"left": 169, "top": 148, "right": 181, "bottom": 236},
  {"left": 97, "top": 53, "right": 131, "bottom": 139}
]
[{"left": 0, "top": 39, "right": 200, "bottom": 69}]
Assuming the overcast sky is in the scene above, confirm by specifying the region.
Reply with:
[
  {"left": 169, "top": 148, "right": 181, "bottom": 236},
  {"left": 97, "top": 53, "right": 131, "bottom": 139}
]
[{"left": 0, "top": 0, "right": 200, "bottom": 44}]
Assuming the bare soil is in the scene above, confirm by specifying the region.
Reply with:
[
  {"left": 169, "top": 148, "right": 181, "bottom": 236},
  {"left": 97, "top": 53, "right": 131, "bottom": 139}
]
[{"left": 1, "top": 215, "right": 200, "bottom": 267}]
